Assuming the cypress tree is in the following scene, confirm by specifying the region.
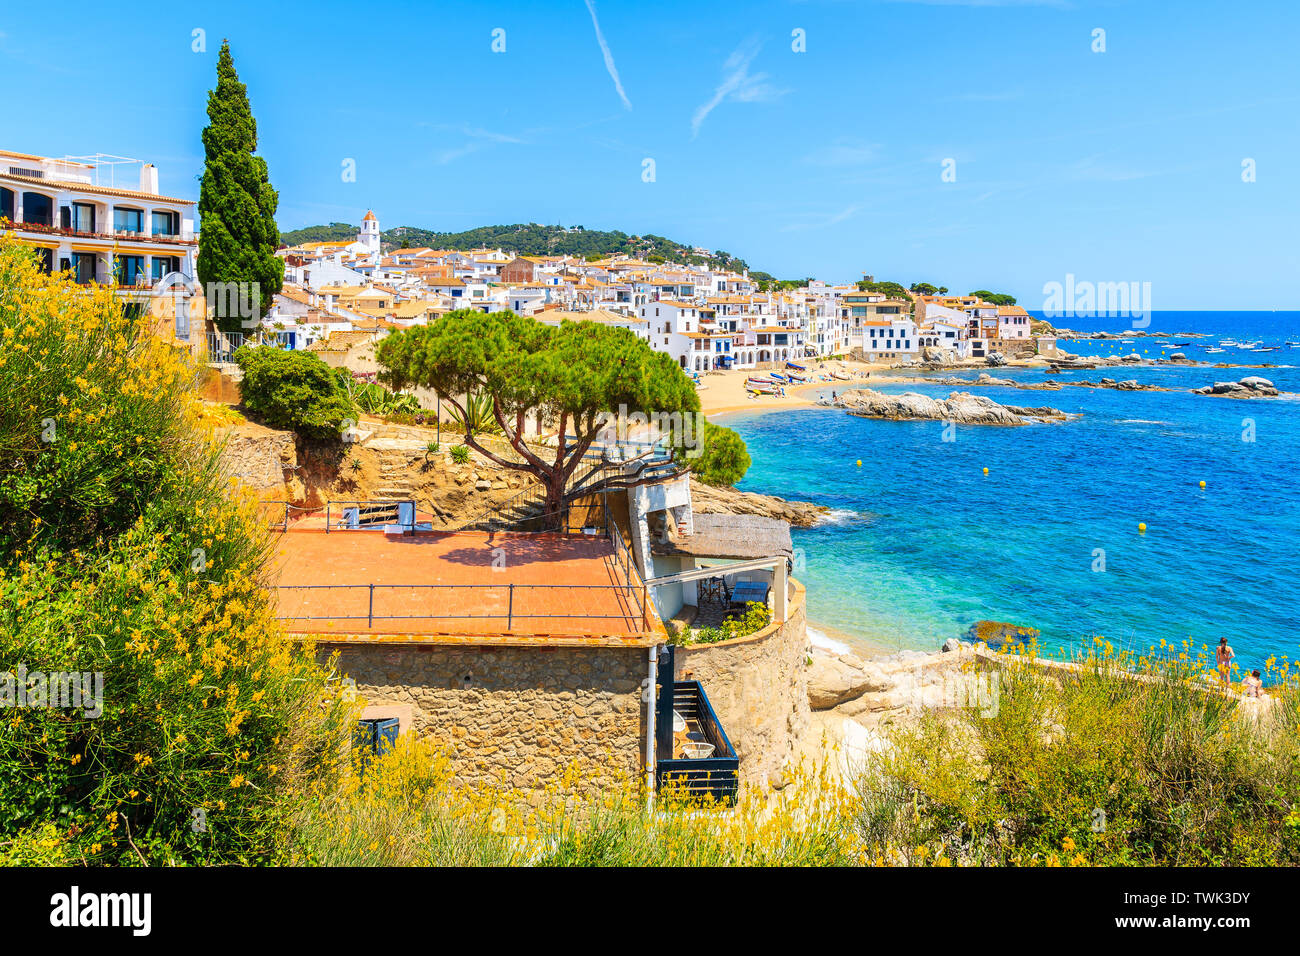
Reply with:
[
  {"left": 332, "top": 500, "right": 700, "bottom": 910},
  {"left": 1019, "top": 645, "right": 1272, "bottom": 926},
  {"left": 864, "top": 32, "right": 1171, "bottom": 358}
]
[{"left": 197, "top": 40, "right": 283, "bottom": 335}]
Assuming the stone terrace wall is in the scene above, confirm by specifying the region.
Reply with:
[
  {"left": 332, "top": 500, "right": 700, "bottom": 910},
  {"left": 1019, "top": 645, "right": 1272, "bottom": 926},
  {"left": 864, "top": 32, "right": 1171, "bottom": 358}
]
[
  {"left": 321, "top": 642, "right": 648, "bottom": 791},
  {"left": 674, "top": 580, "right": 810, "bottom": 788}
]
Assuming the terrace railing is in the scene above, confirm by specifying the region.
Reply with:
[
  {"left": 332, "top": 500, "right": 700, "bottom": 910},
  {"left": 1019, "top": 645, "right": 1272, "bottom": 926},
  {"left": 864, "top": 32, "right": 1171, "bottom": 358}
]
[
  {"left": 205, "top": 330, "right": 247, "bottom": 364},
  {"left": 273, "top": 582, "right": 649, "bottom": 632},
  {"left": 4, "top": 219, "right": 196, "bottom": 245},
  {"left": 655, "top": 659, "right": 740, "bottom": 806}
]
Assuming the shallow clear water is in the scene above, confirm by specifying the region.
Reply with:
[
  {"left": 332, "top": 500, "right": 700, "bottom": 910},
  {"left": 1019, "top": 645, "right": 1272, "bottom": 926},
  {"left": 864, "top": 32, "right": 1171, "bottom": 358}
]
[{"left": 721, "top": 316, "right": 1300, "bottom": 674}]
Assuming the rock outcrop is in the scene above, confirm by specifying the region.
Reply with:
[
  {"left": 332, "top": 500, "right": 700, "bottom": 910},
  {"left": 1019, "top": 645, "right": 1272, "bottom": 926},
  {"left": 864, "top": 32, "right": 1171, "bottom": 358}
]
[
  {"left": 807, "top": 654, "right": 891, "bottom": 710},
  {"left": 1069, "top": 378, "right": 1171, "bottom": 392},
  {"left": 689, "top": 478, "right": 830, "bottom": 528},
  {"left": 842, "top": 389, "right": 1074, "bottom": 426},
  {"left": 1193, "top": 377, "right": 1280, "bottom": 398}
]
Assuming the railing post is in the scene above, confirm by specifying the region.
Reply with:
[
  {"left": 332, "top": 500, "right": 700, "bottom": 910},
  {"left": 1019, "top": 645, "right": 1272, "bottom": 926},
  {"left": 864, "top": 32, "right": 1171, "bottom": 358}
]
[
  {"left": 367, "top": 583, "right": 374, "bottom": 628},
  {"left": 326, "top": 503, "right": 330, "bottom": 534},
  {"left": 641, "top": 583, "right": 648, "bottom": 631},
  {"left": 507, "top": 583, "right": 514, "bottom": 630}
]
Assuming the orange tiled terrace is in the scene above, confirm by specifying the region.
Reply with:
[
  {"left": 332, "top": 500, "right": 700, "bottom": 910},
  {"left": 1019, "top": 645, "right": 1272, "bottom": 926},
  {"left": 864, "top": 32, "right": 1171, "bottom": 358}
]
[{"left": 271, "top": 528, "right": 656, "bottom": 641}]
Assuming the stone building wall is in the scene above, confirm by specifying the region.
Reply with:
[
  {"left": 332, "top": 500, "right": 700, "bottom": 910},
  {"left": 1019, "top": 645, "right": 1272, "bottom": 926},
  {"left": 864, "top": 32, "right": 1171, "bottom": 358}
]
[
  {"left": 673, "top": 579, "right": 810, "bottom": 789},
  {"left": 319, "top": 640, "right": 649, "bottom": 791}
]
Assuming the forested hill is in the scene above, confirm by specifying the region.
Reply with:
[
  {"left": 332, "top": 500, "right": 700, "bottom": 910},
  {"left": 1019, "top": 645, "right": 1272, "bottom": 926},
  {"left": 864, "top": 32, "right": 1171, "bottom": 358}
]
[{"left": 277, "top": 222, "right": 752, "bottom": 272}]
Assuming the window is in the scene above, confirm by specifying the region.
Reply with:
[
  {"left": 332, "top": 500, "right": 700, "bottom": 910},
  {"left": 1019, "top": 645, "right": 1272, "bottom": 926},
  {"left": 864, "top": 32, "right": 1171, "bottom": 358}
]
[
  {"left": 152, "top": 256, "right": 179, "bottom": 281},
  {"left": 114, "top": 255, "right": 146, "bottom": 287},
  {"left": 151, "top": 210, "right": 177, "bottom": 236},
  {"left": 113, "top": 207, "right": 144, "bottom": 233},
  {"left": 34, "top": 248, "right": 53, "bottom": 273},
  {"left": 0, "top": 187, "right": 13, "bottom": 221},
  {"left": 70, "top": 203, "right": 95, "bottom": 233},
  {"left": 21, "top": 192, "right": 53, "bottom": 226},
  {"left": 73, "top": 253, "right": 97, "bottom": 284}
]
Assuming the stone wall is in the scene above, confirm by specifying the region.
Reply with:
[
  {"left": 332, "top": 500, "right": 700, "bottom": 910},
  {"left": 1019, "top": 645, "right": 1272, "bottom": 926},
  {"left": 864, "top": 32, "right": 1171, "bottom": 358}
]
[
  {"left": 673, "top": 579, "right": 810, "bottom": 788},
  {"left": 319, "top": 640, "right": 649, "bottom": 791}
]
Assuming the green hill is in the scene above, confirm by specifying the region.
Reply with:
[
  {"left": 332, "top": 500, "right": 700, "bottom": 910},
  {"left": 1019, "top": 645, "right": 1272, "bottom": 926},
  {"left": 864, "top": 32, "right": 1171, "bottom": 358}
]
[{"left": 279, "top": 222, "right": 751, "bottom": 272}]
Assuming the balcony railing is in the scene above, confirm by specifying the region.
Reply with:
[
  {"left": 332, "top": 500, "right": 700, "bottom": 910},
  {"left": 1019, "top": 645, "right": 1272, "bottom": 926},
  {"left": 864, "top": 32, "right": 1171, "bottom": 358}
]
[
  {"left": 655, "top": 649, "right": 739, "bottom": 805},
  {"left": 1, "top": 218, "right": 195, "bottom": 245}
]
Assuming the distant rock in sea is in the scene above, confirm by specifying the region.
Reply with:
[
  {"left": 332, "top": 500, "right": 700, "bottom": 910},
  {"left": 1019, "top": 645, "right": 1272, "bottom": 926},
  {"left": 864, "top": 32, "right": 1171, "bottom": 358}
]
[
  {"left": 1193, "top": 376, "right": 1280, "bottom": 398},
  {"left": 842, "top": 389, "right": 1075, "bottom": 426}
]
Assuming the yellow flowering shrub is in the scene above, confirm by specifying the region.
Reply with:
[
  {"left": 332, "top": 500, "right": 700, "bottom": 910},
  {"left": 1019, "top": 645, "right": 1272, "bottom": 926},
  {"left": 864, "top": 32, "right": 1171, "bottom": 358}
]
[{"left": 0, "top": 239, "right": 355, "bottom": 864}]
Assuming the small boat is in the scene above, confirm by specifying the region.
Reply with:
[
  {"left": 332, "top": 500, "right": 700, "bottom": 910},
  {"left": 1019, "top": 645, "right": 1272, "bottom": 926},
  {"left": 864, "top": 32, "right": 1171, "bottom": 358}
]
[
  {"left": 785, "top": 361, "right": 807, "bottom": 371},
  {"left": 1173, "top": 342, "right": 1191, "bottom": 347},
  {"left": 1205, "top": 347, "right": 1225, "bottom": 354},
  {"left": 1251, "top": 347, "right": 1279, "bottom": 353},
  {"left": 829, "top": 371, "right": 850, "bottom": 380},
  {"left": 1287, "top": 341, "right": 1300, "bottom": 347}
]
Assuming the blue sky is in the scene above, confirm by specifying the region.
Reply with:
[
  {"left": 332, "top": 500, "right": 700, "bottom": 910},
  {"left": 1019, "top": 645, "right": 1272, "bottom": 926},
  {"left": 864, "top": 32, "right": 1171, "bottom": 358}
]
[{"left": 2, "top": 0, "right": 1298, "bottom": 308}]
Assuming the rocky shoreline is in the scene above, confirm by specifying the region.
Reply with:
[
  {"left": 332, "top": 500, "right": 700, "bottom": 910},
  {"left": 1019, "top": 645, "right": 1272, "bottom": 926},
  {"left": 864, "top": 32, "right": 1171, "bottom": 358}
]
[
  {"left": 689, "top": 477, "right": 830, "bottom": 528},
  {"left": 914, "top": 371, "right": 1289, "bottom": 400}
]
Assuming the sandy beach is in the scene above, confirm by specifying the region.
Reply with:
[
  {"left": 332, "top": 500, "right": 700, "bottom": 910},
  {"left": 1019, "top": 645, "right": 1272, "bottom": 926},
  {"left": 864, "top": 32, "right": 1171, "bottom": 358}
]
[
  {"left": 697, "top": 359, "right": 890, "bottom": 418},
  {"left": 697, "top": 355, "right": 1060, "bottom": 418}
]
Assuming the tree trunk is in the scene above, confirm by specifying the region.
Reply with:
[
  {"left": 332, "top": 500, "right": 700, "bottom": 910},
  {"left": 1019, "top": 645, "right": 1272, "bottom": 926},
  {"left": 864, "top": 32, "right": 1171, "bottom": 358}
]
[{"left": 544, "top": 472, "right": 566, "bottom": 530}]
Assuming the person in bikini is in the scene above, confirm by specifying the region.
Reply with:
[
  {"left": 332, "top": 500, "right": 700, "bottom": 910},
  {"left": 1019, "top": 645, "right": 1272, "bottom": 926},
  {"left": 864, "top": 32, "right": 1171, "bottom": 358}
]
[{"left": 1215, "top": 637, "right": 1235, "bottom": 690}]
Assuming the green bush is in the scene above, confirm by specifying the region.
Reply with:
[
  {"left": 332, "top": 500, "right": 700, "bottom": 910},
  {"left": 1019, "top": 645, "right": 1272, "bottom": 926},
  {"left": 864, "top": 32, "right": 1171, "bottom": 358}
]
[
  {"left": 0, "top": 239, "right": 353, "bottom": 865},
  {"left": 450, "top": 444, "right": 471, "bottom": 465},
  {"left": 676, "top": 421, "right": 751, "bottom": 487},
  {"left": 690, "top": 602, "right": 770, "bottom": 645},
  {"left": 234, "top": 345, "right": 355, "bottom": 441}
]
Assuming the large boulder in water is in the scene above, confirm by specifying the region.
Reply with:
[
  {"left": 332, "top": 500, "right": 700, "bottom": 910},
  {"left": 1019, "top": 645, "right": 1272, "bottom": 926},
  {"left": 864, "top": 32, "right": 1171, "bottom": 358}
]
[
  {"left": 965, "top": 620, "right": 1041, "bottom": 650},
  {"left": 986, "top": 351, "right": 1008, "bottom": 367}
]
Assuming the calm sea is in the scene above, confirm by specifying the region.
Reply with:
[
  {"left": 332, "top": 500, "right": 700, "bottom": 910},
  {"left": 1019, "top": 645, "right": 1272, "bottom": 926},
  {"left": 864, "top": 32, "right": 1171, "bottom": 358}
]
[{"left": 719, "top": 312, "right": 1300, "bottom": 673}]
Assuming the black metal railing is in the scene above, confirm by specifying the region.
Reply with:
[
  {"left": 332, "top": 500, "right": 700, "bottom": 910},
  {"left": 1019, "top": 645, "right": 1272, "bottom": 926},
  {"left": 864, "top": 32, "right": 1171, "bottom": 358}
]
[
  {"left": 656, "top": 677, "right": 740, "bottom": 806},
  {"left": 273, "top": 582, "right": 648, "bottom": 631}
]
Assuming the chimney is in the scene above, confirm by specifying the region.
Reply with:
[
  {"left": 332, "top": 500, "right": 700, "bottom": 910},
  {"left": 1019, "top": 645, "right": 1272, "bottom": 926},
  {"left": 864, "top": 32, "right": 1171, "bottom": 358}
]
[{"left": 140, "top": 163, "right": 159, "bottom": 195}]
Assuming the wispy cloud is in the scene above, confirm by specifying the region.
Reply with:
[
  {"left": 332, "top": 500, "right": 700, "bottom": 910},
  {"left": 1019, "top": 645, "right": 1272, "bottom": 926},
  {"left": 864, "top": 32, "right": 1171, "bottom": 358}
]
[
  {"left": 941, "top": 89, "right": 1025, "bottom": 103},
  {"left": 781, "top": 203, "right": 864, "bottom": 232},
  {"left": 691, "top": 41, "right": 787, "bottom": 138},
  {"left": 433, "top": 126, "right": 524, "bottom": 165},
  {"left": 1066, "top": 154, "right": 1163, "bottom": 183},
  {"left": 803, "top": 139, "right": 879, "bottom": 167},
  {"left": 884, "top": 0, "right": 1070, "bottom": 7},
  {"left": 585, "top": 0, "right": 631, "bottom": 111}
]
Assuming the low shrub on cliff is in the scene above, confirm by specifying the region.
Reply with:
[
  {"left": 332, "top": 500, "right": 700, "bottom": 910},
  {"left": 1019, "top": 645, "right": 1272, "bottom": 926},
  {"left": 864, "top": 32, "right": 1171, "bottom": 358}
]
[
  {"left": 852, "top": 640, "right": 1300, "bottom": 866},
  {"left": 0, "top": 240, "right": 354, "bottom": 864}
]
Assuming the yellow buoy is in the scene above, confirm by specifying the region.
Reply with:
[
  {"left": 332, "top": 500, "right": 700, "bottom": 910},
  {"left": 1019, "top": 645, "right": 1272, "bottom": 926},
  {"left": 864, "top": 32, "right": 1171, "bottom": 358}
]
[
  {"left": 1199, "top": 480, "right": 1206, "bottom": 489},
  {"left": 856, "top": 460, "right": 862, "bottom": 467},
  {"left": 1138, "top": 522, "right": 1147, "bottom": 532},
  {"left": 982, "top": 467, "right": 989, "bottom": 475}
]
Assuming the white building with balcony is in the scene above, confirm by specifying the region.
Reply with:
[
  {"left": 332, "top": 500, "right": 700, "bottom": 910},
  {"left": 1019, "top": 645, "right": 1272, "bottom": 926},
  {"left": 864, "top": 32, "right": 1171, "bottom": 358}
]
[{"left": 0, "top": 149, "right": 199, "bottom": 344}]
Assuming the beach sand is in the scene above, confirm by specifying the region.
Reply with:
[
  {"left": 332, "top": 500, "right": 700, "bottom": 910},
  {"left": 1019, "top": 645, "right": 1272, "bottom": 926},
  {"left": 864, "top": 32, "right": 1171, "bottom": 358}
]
[{"left": 697, "top": 359, "right": 887, "bottom": 418}]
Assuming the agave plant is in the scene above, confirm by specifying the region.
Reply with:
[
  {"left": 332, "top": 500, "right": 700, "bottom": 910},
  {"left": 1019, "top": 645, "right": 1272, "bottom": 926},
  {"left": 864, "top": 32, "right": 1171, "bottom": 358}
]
[{"left": 447, "top": 390, "right": 501, "bottom": 436}]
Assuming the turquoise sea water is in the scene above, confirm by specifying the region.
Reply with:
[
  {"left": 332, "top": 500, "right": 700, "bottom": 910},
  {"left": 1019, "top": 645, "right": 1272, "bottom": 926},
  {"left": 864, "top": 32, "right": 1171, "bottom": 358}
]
[{"left": 720, "top": 313, "right": 1300, "bottom": 674}]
